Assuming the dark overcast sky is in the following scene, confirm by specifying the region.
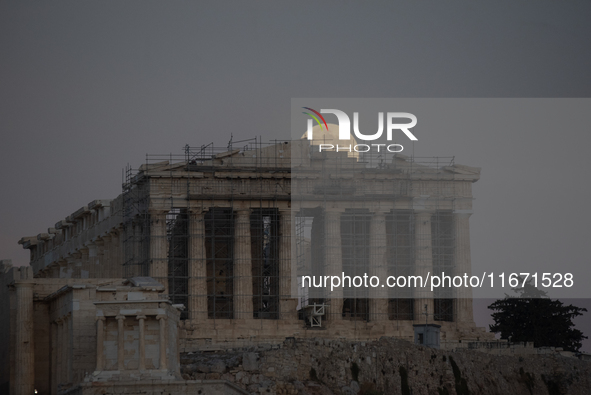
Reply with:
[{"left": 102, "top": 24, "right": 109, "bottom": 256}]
[{"left": 1, "top": 1, "right": 591, "bottom": 349}]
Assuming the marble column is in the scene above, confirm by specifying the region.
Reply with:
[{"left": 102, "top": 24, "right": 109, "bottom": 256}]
[
  {"left": 414, "top": 211, "right": 434, "bottom": 322},
  {"left": 110, "top": 229, "right": 123, "bottom": 278},
  {"left": 96, "top": 234, "right": 113, "bottom": 278},
  {"left": 157, "top": 315, "right": 168, "bottom": 370},
  {"left": 67, "top": 314, "right": 73, "bottom": 381},
  {"left": 57, "top": 318, "right": 64, "bottom": 386},
  {"left": 63, "top": 256, "right": 76, "bottom": 279},
  {"left": 369, "top": 211, "right": 388, "bottom": 322},
  {"left": 51, "top": 321, "right": 58, "bottom": 395},
  {"left": 14, "top": 282, "right": 34, "bottom": 395},
  {"left": 188, "top": 209, "right": 208, "bottom": 321},
  {"left": 72, "top": 251, "right": 82, "bottom": 278},
  {"left": 95, "top": 316, "right": 106, "bottom": 371},
  {"left": 233, "top": 209, "right": 253, "bottom": 319},
  {"left": 116, "top": 315, "right": 125, "bottom": 370},
  {"left": 87, "top": 243, "right": 98, "bottom": 278},
  {"left": 454, "top": 212, "right": 474, "bottom": 324},
  {"left": 96, "top": 237, "right": 106, "bottom": 277},
  {"left": 62, "top": 314, "right": 71, "bottom": 383},
  {"left": 324, "top": 210, "right": 343, "bottom": 320},
  {"left": 80, "top": 246, "right": 90, "bottom": 278},
  {"left": 278, "top": 209, "right": 296, "bottom": 320},
  {"left": 137, "top": 315, "right": 146, "bottom": 370},
  {"left": 134, "top": 221, "right": 143, "bottom": 269},
  {"left": 59, "top": 258, "right": 70, "bottom": 279},
  {"left": 150, "top": 210, "right": 169, "bottom": 293}
]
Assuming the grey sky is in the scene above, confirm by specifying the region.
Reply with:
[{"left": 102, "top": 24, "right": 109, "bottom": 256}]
[{"left": 1, "top": 1, "right": 591, "bottom": 348}]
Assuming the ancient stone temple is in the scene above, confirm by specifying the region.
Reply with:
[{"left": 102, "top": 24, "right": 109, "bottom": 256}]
[{"left": 0, "top": 137, "right": 493, "bottom": 394}]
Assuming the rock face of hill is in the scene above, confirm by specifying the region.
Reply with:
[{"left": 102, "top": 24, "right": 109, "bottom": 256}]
[{"left": 181, "top": 337, "right": 591, "bottom": 395}]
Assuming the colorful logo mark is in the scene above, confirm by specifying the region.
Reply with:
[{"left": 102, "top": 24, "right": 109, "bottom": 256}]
[{"left": 302, "top": 107, "right": 329, "bottom": 131}]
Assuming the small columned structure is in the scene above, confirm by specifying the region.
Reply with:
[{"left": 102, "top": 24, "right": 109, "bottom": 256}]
[{"left": 90, "top": 277, "right": 182, "bottom": 382}]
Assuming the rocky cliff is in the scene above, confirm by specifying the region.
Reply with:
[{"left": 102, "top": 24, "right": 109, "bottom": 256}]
[{"left": 181, "top": 337, "right": 591, "bottom": 395}]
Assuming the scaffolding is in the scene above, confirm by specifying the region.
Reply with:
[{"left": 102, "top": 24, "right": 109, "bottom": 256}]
[
  {"left": 121, "top": 138, "right": 291, "bottom": 321},
  {"left": 120, "top": 137, "right": 464, "bottom": 325}
]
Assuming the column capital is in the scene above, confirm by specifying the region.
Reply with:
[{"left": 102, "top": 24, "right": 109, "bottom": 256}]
[
  {"left": 115, "top": 314, "right": 125, "bottom": 321},
  {"left": 14, "top": 282, "right": 35, "bottom": 289},
  {"left": 96, "top": 316, "right": 106, "bottom": 322},
  {"left": 148, "top": 208, "right": 170, "bottom": 215},
  {"left": 323, "top": 209, "right": 343, "bottom": 222},
  {"left": 136, "top": 315, "right": 147, "bottom": 320},
  {"left": 454, "top": 210, "right": 473, "bottom": 218},
  {"left": 278, "top": 209, "right": 293, "bottom": 222},
  {"left": 188, "top": 207, "right": 207, "bottom": 215},
  {"left": 414, "top": 211, "right": 434, "bottom": 224},
  {"left": 323, "top": 207, "right": 345, "bottom": 213},
  {"left": 156, "top": 314, "right": 168, "bottom": 321},
  {"left": 414, "top": 209, "right": 435, "bottom": 216}
]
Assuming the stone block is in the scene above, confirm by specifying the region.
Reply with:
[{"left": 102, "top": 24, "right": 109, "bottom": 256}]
[
  {"left": 210, "top": 359, "right": 227, "bottom": 373},
  {"left": 243, "top": 352, "right": 259, "bottom": 372}
]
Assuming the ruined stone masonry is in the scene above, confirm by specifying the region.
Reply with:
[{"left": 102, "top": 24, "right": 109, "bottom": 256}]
[
  {"left": 1, "top": 138, "right": 502, "bottom": 394},
  {"left": 181, "top": 337, "right": 591, "bottom": 395}
]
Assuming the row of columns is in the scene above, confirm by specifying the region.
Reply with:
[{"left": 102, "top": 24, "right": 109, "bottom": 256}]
[
  {"left": 323, "top": 209, "right": 473, "bottom": 323},
  {"left": 147, "top": 206, "right": 472, "bottom": 323},
  {"left": 48, "top": 227, "right": 123, "bottom": 279},
  {"left": 95, "top": 314, "right": 168, "bottom": 371},
  {"left": 149, "top": 207, "right": 293, "bottom": 321}
]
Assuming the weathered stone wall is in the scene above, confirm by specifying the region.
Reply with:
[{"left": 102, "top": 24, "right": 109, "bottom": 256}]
[
  {"left": 66, "top": 380, "right": 249, "bottom": 395},
  {"left": 181, "top": 337, "right": 591, "bottom": 395}
]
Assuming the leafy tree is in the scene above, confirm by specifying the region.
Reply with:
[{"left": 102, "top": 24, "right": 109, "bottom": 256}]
[{"left": 488, "top": 278, "right": 587, "bottom": 352}]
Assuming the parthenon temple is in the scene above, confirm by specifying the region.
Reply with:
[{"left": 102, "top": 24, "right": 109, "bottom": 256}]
[{"left": 0, "top": 136, "right": 493, "bottom": 394}]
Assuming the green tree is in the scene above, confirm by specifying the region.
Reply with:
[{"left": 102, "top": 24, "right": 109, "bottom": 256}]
[{"left": 488, "top": 278, "right": 587, "bottom": 352}]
